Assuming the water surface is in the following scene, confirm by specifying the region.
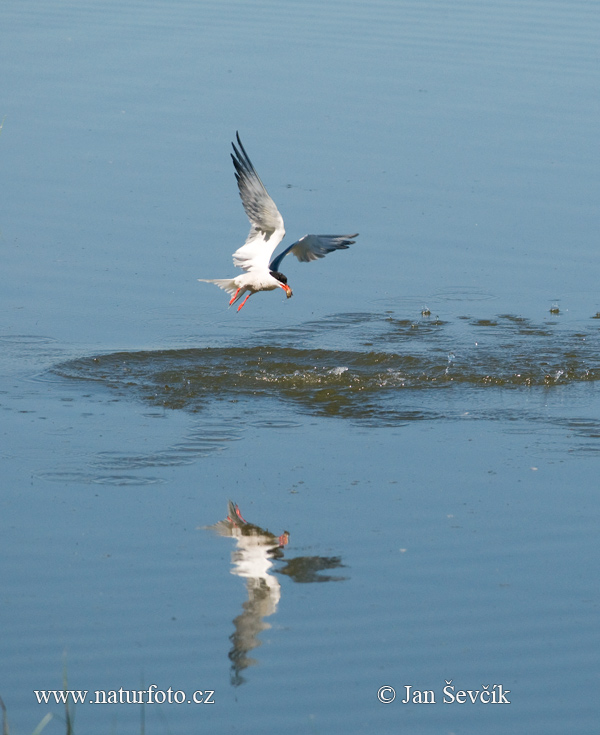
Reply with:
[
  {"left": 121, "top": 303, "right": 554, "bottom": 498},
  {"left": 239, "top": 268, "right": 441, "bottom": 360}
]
[{"left": 1, "top": 1, "right": 599, "bottom": 733}]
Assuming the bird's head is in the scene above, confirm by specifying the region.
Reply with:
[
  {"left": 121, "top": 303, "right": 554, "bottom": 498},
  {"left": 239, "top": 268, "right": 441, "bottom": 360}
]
[{"left": 271, "top": 270, "right": 293, "bottom": 298}]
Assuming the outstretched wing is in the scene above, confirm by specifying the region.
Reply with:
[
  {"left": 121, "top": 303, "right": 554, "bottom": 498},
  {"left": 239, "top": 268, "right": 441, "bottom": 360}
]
[
  {"left": 269, "top": 234, "right": 358, "bottom": 273},
  {"left": 230, "top": 132, "right": 286, "bottom": 272}
]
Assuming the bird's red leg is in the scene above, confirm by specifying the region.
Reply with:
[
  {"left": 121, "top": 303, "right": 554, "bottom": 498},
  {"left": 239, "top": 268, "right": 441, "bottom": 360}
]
[
  {"left": 237, "top": 293, "right": 252, "bottom": 311},
  {"left": 229, "top": 288, "right": 241, "bottom": 306},
  {"left": 227, "top": 504, "right": 247, "bottom": 525}
]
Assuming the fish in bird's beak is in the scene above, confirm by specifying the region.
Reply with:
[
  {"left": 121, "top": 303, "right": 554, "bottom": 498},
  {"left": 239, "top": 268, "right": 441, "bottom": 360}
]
[{"left": 283, "top": 284, "right": 293, "bottom": 298}]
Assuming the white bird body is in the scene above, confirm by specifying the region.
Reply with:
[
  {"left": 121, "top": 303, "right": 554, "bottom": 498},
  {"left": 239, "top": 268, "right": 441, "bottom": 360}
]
[
  {"left": 203, "top": 271, "right": 284, "bottom": 301},
  {"left": 199, "top": 133, "right": 358, "bottom": 311}
]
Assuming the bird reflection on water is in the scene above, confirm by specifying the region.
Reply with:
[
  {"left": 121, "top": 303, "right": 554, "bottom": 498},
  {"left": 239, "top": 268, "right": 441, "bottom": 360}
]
[{"left": 206, "top": 501, "right": 346, "bottom": 686}]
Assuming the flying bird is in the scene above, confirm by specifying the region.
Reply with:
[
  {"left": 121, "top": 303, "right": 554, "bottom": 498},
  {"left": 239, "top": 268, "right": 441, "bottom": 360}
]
[{"left": 199, "top": 133, "right": 358, "bottom": 311}]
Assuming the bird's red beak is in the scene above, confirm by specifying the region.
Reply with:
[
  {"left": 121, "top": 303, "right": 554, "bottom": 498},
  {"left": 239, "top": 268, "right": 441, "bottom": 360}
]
[{"left": 282, "top": 284, "right": 293, "bottom": 299}]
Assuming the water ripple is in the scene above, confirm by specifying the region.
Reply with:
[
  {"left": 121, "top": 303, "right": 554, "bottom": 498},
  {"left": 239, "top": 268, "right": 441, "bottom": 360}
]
[{"left": 47, "top": 312, "right": 599, "bottom": 424}]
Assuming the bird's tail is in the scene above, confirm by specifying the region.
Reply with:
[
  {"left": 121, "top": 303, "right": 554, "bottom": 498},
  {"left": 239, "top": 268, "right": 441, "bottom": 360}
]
[{"left": 198, "top": 278, "right": 245, "bottom": 304}]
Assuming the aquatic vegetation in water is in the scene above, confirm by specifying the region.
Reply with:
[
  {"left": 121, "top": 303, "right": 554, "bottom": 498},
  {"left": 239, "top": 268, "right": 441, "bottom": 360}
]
[{"left": 49, "top": 312, "right": 599, "bottom": 425}]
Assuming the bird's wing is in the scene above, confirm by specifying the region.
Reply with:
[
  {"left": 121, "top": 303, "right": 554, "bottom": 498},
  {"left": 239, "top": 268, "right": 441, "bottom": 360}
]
[
  {"left": 269, "top": 234, "right": 358, "bottom": 273},
  {"left": 230, "top": 132, "right": 286, "bottom": 272}
]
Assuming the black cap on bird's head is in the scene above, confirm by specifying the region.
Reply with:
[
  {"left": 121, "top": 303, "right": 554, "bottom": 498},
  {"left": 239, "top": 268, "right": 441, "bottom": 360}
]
[
  {"left": 270, "top": 270, "right": 287, "bottom": 284},
  {"left": 270, "top": 270, "right": 293, "bottom": 298}
]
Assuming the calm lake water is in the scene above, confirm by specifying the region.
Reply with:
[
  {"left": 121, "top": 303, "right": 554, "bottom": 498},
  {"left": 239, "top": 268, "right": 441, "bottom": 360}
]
[{"left": 1, "top": 1, "right": 599, "bottom": 733}]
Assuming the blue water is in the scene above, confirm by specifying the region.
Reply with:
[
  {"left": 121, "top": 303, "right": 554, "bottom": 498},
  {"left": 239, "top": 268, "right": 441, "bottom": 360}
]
[{"left": 1, "top": 1, "right": 599, "bottom": 733}]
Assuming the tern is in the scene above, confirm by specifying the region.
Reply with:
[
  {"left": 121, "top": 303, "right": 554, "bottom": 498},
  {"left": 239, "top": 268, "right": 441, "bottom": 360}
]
[{"left": 199, "top": 133, "right": 358, "bottom": 311}]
